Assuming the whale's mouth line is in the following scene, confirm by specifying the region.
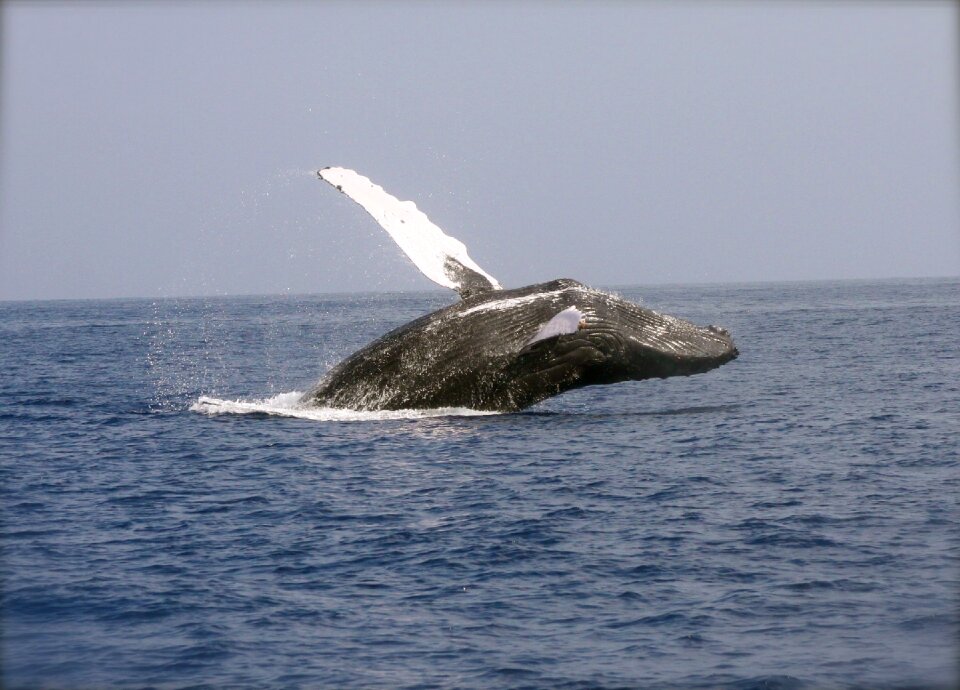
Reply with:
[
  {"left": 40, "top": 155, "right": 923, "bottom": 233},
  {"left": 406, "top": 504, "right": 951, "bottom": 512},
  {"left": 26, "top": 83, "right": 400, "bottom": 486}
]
[{"left": 545, "top": 321, "right": 736, "bottom": 363}]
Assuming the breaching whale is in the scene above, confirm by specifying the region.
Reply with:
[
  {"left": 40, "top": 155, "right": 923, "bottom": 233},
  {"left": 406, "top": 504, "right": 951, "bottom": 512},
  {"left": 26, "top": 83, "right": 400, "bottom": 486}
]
[{"left": 302, "top": 168, "right": 738, "bottom": 412}]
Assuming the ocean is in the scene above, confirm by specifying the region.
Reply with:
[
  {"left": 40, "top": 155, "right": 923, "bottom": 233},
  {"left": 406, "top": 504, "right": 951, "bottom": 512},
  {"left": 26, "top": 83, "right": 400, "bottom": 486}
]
[{"left": 1, "top": 278, "right": 957, "bottom": 689}]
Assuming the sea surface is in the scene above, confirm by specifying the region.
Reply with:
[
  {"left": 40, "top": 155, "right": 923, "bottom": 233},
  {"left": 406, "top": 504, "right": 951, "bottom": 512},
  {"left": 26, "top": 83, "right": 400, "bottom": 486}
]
[{"left": 1, "top": 278, "right": 958, "bottom": 689}]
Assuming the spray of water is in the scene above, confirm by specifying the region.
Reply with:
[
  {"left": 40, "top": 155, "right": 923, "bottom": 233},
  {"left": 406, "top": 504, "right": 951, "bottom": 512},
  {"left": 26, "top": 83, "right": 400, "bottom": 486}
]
[{"left": 190, "top": 392, "right": 499, "bottom": 421}]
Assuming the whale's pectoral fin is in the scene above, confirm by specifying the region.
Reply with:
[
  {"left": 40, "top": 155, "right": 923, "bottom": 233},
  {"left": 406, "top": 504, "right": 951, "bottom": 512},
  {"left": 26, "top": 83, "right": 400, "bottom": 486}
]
[
  {"left": 318, "top": 167, "right": 502, "bottom": 299},
  {"left": 507, "top": 332, "right": 605, "bottom": 408},
  {"left": 501, "top": 306, "right": 601, "bottom": 407},
  {"left": 444, "top": 257, "right": 499, "bottom": 299}
]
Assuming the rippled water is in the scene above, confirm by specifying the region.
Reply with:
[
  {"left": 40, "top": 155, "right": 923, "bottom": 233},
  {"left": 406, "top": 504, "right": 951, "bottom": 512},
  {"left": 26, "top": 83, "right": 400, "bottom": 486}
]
[{"left": 2, "top": 279, "right": 958, "bottom": 689}]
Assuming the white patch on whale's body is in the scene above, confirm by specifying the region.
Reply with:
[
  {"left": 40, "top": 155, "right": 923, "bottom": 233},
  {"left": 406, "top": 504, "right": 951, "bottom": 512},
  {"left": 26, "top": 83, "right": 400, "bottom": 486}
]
[
  {"left": 525, "top": 306, "right": 585, "bottom": 346},
  {"left": 318, "top": 167, "right": 501, "bottom": 295},
  {"left": 457, "top": 289, "right": 569, "bottom": 317}
]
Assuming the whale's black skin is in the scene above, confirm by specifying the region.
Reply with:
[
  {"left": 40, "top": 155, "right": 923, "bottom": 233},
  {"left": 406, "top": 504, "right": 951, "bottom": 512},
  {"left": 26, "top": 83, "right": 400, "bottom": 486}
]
[{"left": 302, "top": 279, "right": 738, "bottom": 412}]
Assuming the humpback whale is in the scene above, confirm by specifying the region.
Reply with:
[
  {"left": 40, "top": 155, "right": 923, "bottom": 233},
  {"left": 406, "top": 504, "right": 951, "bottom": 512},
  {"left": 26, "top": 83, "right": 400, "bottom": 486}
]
[{"left": 303, "top": 168, "right": 738, "bottom": 412}]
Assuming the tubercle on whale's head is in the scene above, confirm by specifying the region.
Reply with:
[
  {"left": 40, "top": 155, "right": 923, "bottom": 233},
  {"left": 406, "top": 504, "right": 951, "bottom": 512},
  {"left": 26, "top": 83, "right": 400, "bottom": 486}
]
[
  {"left": 706, "top": 324, "right": 739, "bottom": 359},
  {"left": 604, "top": 319, "right": 738, "bottom": 381}
]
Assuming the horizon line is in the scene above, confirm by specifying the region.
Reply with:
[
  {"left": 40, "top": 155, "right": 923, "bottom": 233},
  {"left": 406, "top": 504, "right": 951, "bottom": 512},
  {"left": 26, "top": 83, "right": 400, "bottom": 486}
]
[{"left": 1, "top": 273, "right": 957, "bottom": 305}]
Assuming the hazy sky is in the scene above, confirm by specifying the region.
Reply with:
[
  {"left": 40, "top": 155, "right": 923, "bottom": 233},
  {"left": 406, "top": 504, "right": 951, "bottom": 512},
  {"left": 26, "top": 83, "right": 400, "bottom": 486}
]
[{"left": 1, "top": 1, "right": 957, "bottom": 300}]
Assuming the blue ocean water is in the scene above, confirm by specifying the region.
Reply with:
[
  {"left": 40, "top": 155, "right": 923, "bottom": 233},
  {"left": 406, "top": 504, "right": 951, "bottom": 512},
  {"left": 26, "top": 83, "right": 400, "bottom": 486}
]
[{"left": 1, "top": 278, "right": 957, "bottom": 689}]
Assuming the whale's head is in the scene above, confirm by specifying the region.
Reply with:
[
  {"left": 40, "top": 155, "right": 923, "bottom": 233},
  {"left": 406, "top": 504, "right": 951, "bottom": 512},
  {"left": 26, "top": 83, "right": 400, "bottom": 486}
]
[{"left": 505, "top": 281, "right": 738, "bottom": 408}]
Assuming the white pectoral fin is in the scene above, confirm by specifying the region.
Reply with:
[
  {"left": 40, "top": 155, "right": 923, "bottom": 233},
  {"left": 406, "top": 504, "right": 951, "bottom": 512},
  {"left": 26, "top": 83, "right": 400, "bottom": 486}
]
[
  {"left": 318, "top": 167, "right": 502, "bottom": 298},
  {"left": 525, "top": 306, "right": 585, "bottom": 347}
]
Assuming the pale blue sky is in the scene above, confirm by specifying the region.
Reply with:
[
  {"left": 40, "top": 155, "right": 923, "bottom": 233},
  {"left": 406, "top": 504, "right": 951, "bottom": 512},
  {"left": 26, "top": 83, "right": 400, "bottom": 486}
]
[{"left": 1, "top": 1, "right": 957, "bottom": 300}]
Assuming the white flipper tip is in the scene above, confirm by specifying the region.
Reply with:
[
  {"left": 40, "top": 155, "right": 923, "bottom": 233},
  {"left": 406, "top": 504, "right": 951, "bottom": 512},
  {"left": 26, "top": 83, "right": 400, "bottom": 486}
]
[{"left": 316, "top": 167, "right": 501, "bottom": 298}]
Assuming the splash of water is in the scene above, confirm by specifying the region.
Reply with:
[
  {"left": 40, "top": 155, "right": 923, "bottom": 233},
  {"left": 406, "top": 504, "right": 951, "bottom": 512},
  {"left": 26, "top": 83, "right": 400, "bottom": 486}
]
[{"left": 190, "top": 391, "right": 500, "bottom": 422}]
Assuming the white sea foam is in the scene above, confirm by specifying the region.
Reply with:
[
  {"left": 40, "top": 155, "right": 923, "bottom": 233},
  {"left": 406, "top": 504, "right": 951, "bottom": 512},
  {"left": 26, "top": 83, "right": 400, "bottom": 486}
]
[{"left": 190, "top": 392, "right": 499, "bottom": 422}]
